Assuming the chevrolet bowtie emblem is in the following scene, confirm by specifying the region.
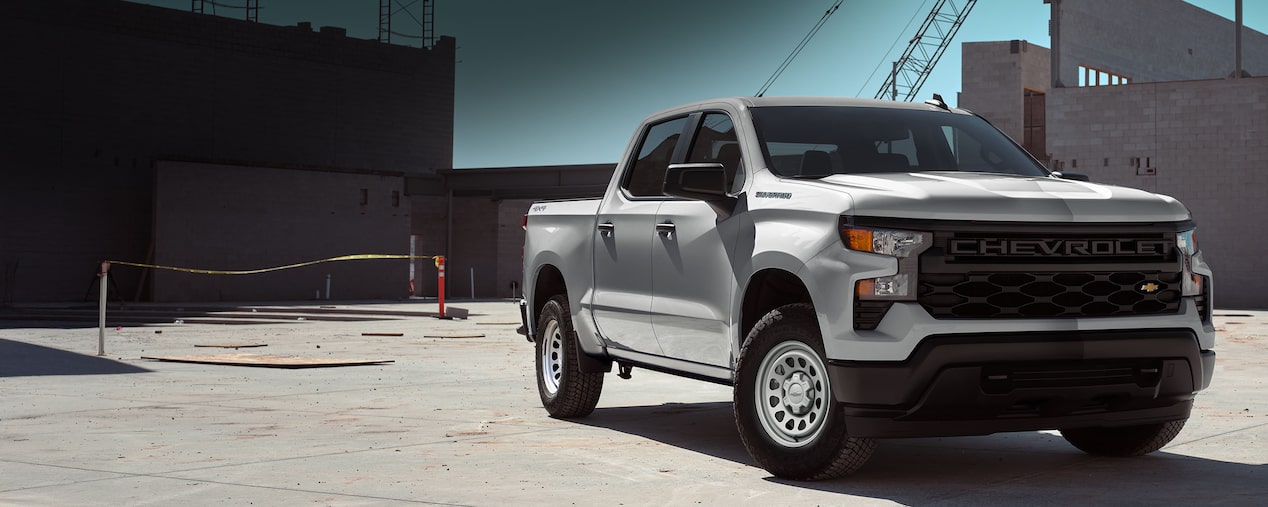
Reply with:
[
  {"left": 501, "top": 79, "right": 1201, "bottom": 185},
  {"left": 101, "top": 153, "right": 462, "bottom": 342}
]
[{"left": 1139, "top": 282, "right": 1161, "bottom": 293}]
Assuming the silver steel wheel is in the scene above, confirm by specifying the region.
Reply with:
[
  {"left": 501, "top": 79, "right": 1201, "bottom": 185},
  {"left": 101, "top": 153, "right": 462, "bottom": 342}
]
[
  {"left": 754, "top": 340, "right": 830, "bottom": 448},
  {"left": 539, "top": 318, "right": 564, "bottom": 396}
]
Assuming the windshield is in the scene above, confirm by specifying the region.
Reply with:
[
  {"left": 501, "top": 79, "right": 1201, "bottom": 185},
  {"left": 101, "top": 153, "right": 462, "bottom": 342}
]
[{"left": 750, "top": 106, "right": 1049, "bottom": 178}]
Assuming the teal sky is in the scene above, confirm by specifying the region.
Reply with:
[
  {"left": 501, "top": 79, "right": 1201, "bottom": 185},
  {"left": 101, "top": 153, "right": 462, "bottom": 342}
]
[{"left": 129, "top": 1, "right": 1265, "bottom": 169}]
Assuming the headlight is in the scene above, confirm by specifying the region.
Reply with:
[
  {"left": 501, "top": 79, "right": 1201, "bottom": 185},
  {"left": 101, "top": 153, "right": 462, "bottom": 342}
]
[
  {"left": 856, "top": 275, "right": 911, "bottom": 298},
  {"left": 1177, "top": 229, "right": 1197, "bottom": 256},
  {"left": 1178, "top": 229, "right": 1202, "bottom": 297},
  {"left": 841, "top": 222, "right": 930, "bottom": 302},
  {"left": 841, "top": 226, "right": 927, "bottom": 258}
]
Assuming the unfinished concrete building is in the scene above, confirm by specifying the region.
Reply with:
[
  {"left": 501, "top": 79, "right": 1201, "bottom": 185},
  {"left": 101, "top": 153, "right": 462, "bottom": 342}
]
[{"left": 960, "top": 0, "right": 1268, "bottom": 308}]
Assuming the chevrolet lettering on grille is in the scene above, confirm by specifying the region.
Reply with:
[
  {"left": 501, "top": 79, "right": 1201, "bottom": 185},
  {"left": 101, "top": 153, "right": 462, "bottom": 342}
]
[{"left": 947, "top": 238, "right": 1170, "bottom": 257}]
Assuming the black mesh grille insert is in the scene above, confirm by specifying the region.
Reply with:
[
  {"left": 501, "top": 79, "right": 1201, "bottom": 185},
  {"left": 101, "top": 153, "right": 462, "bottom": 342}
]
[
  {"left": 981, "top": 359, "right": 1164, "bottom": 394},
  {"left": 919, "top": 271, "right": 1183, "bottom": 319},
  {"left": 854, "top": 300, "right": 894, "bottom": 330},
  {"left": 1195, "top": 275, "right": 1211, "bottom": 323}
]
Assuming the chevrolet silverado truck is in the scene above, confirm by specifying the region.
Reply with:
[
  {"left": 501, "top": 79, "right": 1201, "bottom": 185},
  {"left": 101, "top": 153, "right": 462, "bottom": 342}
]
[{"left": 518, "top": 96, "right": 1215, "bottom": 480}]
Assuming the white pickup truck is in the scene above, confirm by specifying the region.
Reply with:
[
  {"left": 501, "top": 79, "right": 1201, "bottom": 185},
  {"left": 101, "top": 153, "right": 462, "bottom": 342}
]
[{"left": 518, "top": 96, "right": 1215, "bottom": 480}]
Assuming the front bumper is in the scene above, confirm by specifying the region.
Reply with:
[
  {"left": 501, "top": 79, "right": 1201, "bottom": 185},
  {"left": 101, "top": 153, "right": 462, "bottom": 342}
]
[{"left": 828, "top": 329, "right": 1214, "bottom": 438}]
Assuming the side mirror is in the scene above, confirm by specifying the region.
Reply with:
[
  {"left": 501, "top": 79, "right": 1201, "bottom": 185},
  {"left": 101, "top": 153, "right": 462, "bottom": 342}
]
[
  {"left": 1051, "top": 171, "right": 1090, "bottom": 182},
  {"left": 664, "top": 163, "right": 731, "bottom": 201}
]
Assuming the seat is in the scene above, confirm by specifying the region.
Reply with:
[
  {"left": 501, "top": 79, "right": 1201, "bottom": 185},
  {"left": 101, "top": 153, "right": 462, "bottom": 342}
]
[
  {"left": 799, "top": 150, "right": 833, "bottom": 177},
  {"left": 873, "top": 153, "right": 911, "bottom": 171}
]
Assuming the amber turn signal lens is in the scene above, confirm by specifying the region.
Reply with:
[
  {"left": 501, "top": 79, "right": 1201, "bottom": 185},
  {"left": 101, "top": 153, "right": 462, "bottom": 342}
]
[{"left": 845, "top": 228, "right": 873, "bottom": 252}]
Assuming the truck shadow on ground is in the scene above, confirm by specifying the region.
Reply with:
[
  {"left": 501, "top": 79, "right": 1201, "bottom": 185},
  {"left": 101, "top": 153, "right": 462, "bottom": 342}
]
[
  {"left": 581, "top": 401, "right": 1267, "bottom": 504},
  {"left": 0, "top": 339, "right": 151, "bottom": 377}
]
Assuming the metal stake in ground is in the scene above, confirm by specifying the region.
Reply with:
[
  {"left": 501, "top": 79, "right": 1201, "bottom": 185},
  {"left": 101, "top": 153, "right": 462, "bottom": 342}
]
[{"left": 98, "top": 260, "right": 109, "bottom": 356}]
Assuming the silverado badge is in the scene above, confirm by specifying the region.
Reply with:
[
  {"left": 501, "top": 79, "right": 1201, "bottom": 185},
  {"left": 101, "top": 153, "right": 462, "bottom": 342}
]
[{"left": 1138, "top": 282, "right": 1161, "bottom": 294}]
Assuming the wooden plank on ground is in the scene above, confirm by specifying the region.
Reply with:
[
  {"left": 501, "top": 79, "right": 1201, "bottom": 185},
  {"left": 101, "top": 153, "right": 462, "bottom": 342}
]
[
  {"left": 194, "top": 343, "right": 268, "bottom": 348},
  {"left": 361, "top": 332, "right": 404, "bottom": 337},
  {"left": 475, "top": 322, "right": 519, "bottom": 325},
  {"left": 423, "top": 333, "right": 485, "bottom": 339},
  {"left": 142, "top": 353, "right": 393, "bottom": 369}
]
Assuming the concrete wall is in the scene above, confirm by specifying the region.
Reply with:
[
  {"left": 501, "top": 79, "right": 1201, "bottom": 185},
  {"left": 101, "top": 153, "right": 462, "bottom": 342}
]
[
  {"left": 153, "top": 161, "right": 411, "bottom": 301},
  {"left": 959, "top": 40, "right": 1051, "bottom": 143},
  {"left": 497, "top": 199, "right": 536, "bottom": 299},
  {"left": 404, "top": 195, "right": 528, "bottom": 302},
  {"left": 408, "top": 194, "right": 449, "bottom": 299},
  {"left": 0, "top": 0, "right": 454, "bottom": 303},
  {"left": 1047, "top": 77, "right": 1268, "bottom": 308},
  {"left": 1052, "top": 0, "right": 1268, "bottom": 87},
  {"left": 403, "top": 165, "right": 614, "bottom": 300}
]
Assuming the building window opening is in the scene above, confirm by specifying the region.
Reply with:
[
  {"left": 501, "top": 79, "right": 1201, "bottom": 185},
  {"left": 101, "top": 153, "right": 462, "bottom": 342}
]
[
  {"left": 1078, "top": 65, "right": 1131, "bottom": 87},
  {"left": 1023, "top": 88, "right": 1047, "bottom": 162}
]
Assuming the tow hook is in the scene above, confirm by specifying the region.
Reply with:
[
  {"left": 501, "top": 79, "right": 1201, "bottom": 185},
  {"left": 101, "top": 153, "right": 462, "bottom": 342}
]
[{"left": 618, "top": 362, "right": 634, "bottom": 380}]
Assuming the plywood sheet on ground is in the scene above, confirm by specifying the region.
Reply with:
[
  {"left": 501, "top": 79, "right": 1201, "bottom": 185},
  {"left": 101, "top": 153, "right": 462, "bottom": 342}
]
[{"left": 142, "top": 353, "right": 392, "bottom": 368}]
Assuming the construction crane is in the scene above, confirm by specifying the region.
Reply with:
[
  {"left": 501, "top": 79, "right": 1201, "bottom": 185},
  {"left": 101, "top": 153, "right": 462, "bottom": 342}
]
[{"left": 874, "top": 0, "right": 976, "bottom": 101}]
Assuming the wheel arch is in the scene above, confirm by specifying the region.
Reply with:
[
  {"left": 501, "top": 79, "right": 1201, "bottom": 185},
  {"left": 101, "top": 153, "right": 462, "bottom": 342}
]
[
  {"left": 533, "top": 265, "right": 610, "bottom": 373},
  {"left": 740, "top": 268, "right": 814, "bottom": 346},
  {"left": 532, "top": 264, "right": 567, "bottom": 327}
]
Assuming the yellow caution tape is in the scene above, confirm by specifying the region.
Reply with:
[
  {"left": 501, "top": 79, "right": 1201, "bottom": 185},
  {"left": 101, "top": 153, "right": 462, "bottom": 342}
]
[{"left": 108, "top": 254, "right": 439, "bottom": 275}]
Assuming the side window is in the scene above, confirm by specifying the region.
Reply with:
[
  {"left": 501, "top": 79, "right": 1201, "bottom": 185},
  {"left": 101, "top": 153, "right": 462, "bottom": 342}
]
[
  {"left": 686, "top": 113, "right": 742, "bottom": 192},
  {"left": 623, "top": 116, "right": 689, "bottom": 197}
]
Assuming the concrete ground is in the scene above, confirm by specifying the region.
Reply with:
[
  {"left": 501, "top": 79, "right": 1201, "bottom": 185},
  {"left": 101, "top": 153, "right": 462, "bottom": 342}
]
[{"left": 1, "top": 301, "right": 1264, "bottom": 506}]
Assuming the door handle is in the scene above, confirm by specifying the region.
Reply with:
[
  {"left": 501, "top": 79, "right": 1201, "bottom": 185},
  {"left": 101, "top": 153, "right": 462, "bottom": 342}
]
[
  {"left": 597, "top": 222, "right": 615, "bottom": 236},
  {"left": 655, "top": 222, "right": 676, "bottom": 238}
]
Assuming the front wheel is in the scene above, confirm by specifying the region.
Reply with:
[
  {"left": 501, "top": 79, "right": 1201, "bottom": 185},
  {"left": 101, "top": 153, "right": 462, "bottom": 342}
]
[
  {"left": 535, "top": 295, "right": 604, "bottom": 418},
  {"left": 734, "top": 303, "right": 875, "bottom": 480},
  {"left": 1061, "top": 419, "right": 1187, "bottom": 457}
]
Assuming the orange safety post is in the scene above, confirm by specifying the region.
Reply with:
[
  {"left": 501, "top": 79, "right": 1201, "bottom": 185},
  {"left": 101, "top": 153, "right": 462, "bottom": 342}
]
[{"left": 435, "top": 255, "right": 446, "bottom": 319}]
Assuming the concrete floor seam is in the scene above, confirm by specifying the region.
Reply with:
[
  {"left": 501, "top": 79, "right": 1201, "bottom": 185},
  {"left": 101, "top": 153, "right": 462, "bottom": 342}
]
[
  {"left": 133, "top": 425, "right": 573, "bottom": 476},
  {"left": 1, "top": 461, "right": 470, "bottom": 507},
  {"left": 1166, "top": 420, "right": 1268, "bottom": 453}
]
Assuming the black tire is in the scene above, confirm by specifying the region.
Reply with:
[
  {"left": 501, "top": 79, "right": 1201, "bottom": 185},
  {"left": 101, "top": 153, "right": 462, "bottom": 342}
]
[
  {"left": 1061, "top": 419, "right": 1187, "bottom": 457},
  {"left": 733, "top": 303, "right": 876, "bottom": 480},
  {"left": 535, "top": 295, "right": 604, "bottom": 418}
]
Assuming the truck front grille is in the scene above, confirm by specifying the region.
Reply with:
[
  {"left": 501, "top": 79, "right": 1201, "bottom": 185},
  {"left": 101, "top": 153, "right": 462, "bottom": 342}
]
[
  {"left": 846, "top": 217, "right": 1196, "bottom": 324},
  {"left": 919, "top": 271, "right": 1183, "bottom": 319}
]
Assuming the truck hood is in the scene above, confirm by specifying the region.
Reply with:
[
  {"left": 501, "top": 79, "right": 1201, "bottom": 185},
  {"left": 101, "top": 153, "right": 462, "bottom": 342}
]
[{"left": 797, "top": 171, "right": 1191, "bottom": 223}]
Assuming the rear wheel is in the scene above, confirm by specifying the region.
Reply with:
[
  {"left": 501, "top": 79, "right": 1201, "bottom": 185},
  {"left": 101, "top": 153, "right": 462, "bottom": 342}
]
[
  {"left": 535, "top": 295, "right": 603, "bottom": 418},
  {"left": 1061, "top": 419, "right": 1187, "bottom": 457},
  {"left": 734, "top": 303, "right": 875, "bottom": 480}
]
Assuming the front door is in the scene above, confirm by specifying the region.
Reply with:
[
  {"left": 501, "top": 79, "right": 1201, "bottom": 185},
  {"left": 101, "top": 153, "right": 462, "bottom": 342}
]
[
  {"left": 649, "top": 112, "right": 743, "bottom": 367},
  {"left": 589, "top": 115, "right": 690, "bottom": 355}
]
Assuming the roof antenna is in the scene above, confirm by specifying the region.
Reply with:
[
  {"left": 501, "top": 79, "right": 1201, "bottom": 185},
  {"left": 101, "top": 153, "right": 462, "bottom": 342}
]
[{"left": 924, "top": 93, "right": 949, "bottom": 110}]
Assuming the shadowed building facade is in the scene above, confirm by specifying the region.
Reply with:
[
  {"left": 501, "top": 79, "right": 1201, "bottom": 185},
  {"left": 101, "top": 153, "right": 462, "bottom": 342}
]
[{"left": 1, "top": 0, "right": 454, "bottom": 303}]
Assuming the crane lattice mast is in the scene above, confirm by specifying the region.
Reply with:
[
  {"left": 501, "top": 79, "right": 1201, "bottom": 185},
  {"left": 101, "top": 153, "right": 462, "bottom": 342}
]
[{"left": 875, "top": 0, "right": 977, "bottom": 101}]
